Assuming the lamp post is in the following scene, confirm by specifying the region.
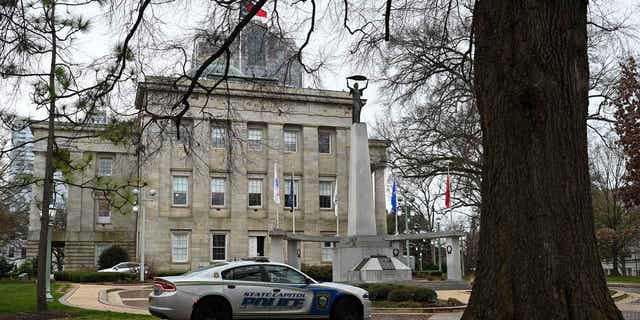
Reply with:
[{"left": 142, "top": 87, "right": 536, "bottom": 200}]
[
  {"left": 133, "top": 188, "right": 156, "bottom": 282},
  {"left": 45, "top": 206, "right": 56, "bottom": 301},
  {"left": 436, "top": 216, "right": 442, "bottom": 272}
]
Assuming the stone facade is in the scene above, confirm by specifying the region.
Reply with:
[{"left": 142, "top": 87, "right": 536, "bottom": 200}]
[
  {"left": 27, "top": 123, "right": 138, "bottom": 270},
  {"left": 26, "top": 78, "right": 388, "bottom": 272},
  {"left": 136, "top": 78, "right": 388, "bottom": 272}
]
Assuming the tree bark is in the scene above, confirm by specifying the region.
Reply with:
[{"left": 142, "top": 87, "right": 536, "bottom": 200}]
[
  {"left": 463, "top": 1, "right": 622, "bottom": 319},
  {"left": 36, "top": 1, "right": 57, "bottom": 312}
]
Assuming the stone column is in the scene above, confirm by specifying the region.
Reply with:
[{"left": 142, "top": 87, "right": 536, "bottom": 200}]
[
  {"left": 373, "top": 166, "right": 387, "bottom": 236},
  {"left": 445, "top": 237, "right": 462, "bottom": 281},
  {"left": 347, "top": 123, "right": 376, "bottom": 237}
]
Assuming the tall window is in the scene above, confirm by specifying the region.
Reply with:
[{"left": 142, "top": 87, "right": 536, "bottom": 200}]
[
  {"left": 318, "top": 132, "right": 331, "bottom": 154},
  {"left": 322, "top": 241, "right": 334, "bottom": 262},
  {"left": 211, "top": 126, "right": 226, "bottom": 148},
  {"left": 176, "top": 122, "right": 192, "bottom": 144},
  {"left": 248, "top": 236, "right": 265, "bottom": 257},
  {"left": 319, "top": 181, "right": 333, "bottom": 209},
  {"left": 98, "top": 158, "right": 113, "bottom": 177},
  {"left": 211, "top": 178, "right": 226, "bottom": 206},
  {"left": 171, "top": 231, "right": 190, "bottom": 263},
  {"left": 97, "top": 199, "right": 111, "bottom": 224},
  {"left": 8, "top": 247, "right": 15, "bottom": 258},
  {"left": 211, "top": 233, "right": 227, "bottom": 261},
  {"left": 248, "top": 179, "right": 263, "bottom": 207},
  {"left": 284, "top": 179, "right": 299, "bottom": 208},
  {"left": 172, "top": 176, "right": 189, "bottom": 206},
  {"left": 248, "top": 128, "right": 263, "bottom": 151},
  {"left": 284, "top": 130, "right": 297, "bottom": 152}
]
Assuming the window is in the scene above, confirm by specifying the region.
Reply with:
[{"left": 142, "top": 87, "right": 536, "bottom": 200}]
[
  {"left": 98, "top": 158, "right": 113, "bottom": 177},
  {"left": 248, "top": 236, "right": 265, "bottom": 257},
  {"left": 264, "top": 265, "right": 307, "bottom": 284},
  {"left": 248, "top": 128, "right": 263, "bottom": 151},
  {"left": 172, "top": 176, "right": 189, "bottom": 206},
  {"left": 97, "top": 199, "right": 111, "bottom": 224},
  {"left": 211, "top": 126, "right": 226, "bottom": 148},
  {"left": 211, "top": 178, "right": 226, "bottom": 206},
  {"left": 284, "top": 130, "right": 297, "bottom": 152},
  {"left": 318, "top": 132, "right": 331, "bottom": 154},
  {"left": 8, "top": 247, "right": 14, "bottom": 258},
  {"left": 248, "top": 179, "right": 262, "bottom": 207},
  {"left": 21, "top": 247, "right": 26, "bottom": 258},
  {"left": 322, "top": 241, "right": 334, "bottom": 262},
  {"left": 171, "top": 231, "right": 190, "bottom": 263},
  {"left": 319, "top": 181, "right": 333, "bottom": 209},
  {"left": 247, "top": 27, "right": 267, "bottom": 67},
  {"left": 211, "top": 233, "right": 227, "bottom": 260},
  {"left": 91, "top": 110, "right": 107, "bottom": 124},
  {"left": 284, "top": 179, "right": 299, "bottom": 208},
  {"left": 176, "top": 122, "right": 192, "bottom": 144},
  {"left": 222, "top": 265, "right": 264, "bottom": 282}
]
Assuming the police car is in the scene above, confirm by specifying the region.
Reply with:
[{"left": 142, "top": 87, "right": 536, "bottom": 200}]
[{"left": 149, "top": 259, "right": 371, "bottom": 320}]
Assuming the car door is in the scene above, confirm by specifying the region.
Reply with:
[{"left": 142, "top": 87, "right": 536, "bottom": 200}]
[
  {"left": 262, "top": 265, "right": 314, "bottom": 316},
  {"left": 222, "top": 265, "right": 273, "bottom": 316}
]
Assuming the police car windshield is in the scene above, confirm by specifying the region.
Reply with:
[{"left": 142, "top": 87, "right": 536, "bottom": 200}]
[{"left": 182, "top": 262, "right": 228, "bottom": 277}]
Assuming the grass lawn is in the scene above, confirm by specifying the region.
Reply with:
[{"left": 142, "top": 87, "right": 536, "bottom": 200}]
[
  {"left": 0, "top": 280, "right": 153, "bottom": 320},
  {"left": 607, "top": 276, "right": 640, "bottom": 283}
]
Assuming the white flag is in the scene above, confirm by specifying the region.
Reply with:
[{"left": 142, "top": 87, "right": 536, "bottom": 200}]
[
  {"left": 333, "top": 178, "right": 339, "bottom": 217},
  {"left": 273, "top": 162, "right": 280, "bottom": 204}
]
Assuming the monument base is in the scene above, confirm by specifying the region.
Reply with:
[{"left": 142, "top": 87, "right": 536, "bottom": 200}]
[{"left": 332, "top": 236, "right": 412, "bottom": 283}]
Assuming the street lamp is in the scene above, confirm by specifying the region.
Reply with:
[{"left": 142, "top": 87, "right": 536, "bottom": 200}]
[
  {"left": 133, "top": 187, "right": 156, "bottom": 282},
  {"left": 43, "top": 205, "right": 56, "bottom": 301}
]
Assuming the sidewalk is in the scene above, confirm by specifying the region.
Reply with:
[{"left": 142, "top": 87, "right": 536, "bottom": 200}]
[{"left": 60, "top": 284, "right": 150, "bottom": 315}]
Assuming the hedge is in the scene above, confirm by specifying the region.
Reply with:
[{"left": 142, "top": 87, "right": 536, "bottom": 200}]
[
  {"left": 388, "top": 287, "right": 415, "bottom": 302},
  {"left": 54, "top": 271, "right": 136, "bottom": 283},
  {"left": 301, "top": 264, "right": 332, "bottom": 282},
  {"left": 355, "top": 283, "right": 437, "bottom": 303}
]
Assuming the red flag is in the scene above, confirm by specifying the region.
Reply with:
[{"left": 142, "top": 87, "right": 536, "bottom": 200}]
[
  {"left": 246, "top": 1, "right": 267, "bottom": 17},
  {"left": 445, "top": 174, "right": 451, "bottom": 208}
]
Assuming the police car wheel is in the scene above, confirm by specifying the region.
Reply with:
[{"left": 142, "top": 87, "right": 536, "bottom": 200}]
[
  {"left": 192, "top": 298, "right": 231, "bottom": 320},
  {"left": 332, "top": 298, "right": 363, "bottom": 320}
]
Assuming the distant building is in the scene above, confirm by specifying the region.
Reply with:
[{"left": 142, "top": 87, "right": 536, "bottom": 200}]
[
  {"left": 8, "top": 124, "right": 34, "bottom": 214},
  {"left": 194, "top": 22, "right": 304, "bottom": 88}
]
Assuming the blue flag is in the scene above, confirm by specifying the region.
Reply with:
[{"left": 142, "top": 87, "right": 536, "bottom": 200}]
[
  {"left": 391, "top": 177, "right": 397, "bottom": 215},
  {"left": 288, "top": 176, "right": 295, "bottom": 209}
]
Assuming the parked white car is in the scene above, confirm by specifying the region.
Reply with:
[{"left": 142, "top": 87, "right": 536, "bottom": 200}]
[{"left": 99, "top": 261, "right": 148, "bottom": 275}]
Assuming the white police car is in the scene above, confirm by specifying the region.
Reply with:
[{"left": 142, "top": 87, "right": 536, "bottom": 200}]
[{"left": 149, "top": 259, "right": 371, "bottom": 320}]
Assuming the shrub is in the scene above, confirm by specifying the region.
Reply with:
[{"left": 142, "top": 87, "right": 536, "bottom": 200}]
[
  {"left": 0, "top": 257, "right": 14, "bottom": 278},
  {"left": 15, "top": 258, "right": 37, "bottom": 278},
  {"left": 98, "top": 246, "right": 129, "bottom": 270},
  {"left": 54, "top": 271, "right": 136, "bottom": 283},
  {"left": 388, "top": 287, "right": 415, "bottom": 302},
  {"left": 301, "top": 264, "right": 332, "bottom": 282},
  {"left": 413, "top": 287, "right": 437, "bottom": 303},
  {"left": 367, "top": 284, "right": 398, "bottom": 301}
]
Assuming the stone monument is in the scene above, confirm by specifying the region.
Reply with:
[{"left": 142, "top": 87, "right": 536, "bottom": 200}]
[{"left": 332, "top": 76, "right": 412, "bottom": 283}]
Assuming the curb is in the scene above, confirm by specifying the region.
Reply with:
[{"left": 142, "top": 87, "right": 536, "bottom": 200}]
[
  {"left": 58, "top": 285, "right": 79, "bottom": 307},
  {"left": 373, "top": 306, "right": 466, "bottom": 314}
]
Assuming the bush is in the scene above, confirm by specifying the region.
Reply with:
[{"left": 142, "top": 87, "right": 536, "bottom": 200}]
[
  {"left": 14, "top": 258, "right": 37, "bottom": 278},
  {"left": 367, "top": 284, "right": 398, "bottom": 301},
  {"left": 54, "top": 271, "right": 136, "bottom": 283},
  {"left": 0, "top": 257, "right": 14, "bottom": 278},
  {"left": 413, "top": 287, "right": 437, "bottom": 303},
  {"left": 301, "top": 264, "right": 332, "bottom": 282},
  {"left": 98, "top": 246, "right": 129, "bottom": 270},
  {"left": 388, "top": 287, "right": 415, "bottom": 302}
]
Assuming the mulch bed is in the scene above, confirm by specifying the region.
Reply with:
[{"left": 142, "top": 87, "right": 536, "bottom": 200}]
[{"left": 0, "top": 312, "right": 79, "bottom": 320}]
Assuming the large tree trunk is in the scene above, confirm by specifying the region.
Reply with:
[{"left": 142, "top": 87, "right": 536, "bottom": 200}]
[{"left": 463, "top": 1, "right": 622, "bottom": 319}]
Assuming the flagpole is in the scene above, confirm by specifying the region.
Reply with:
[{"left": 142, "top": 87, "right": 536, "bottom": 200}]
[{"left": 291, "top": 171, "right": 295, "bottom": 234}]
